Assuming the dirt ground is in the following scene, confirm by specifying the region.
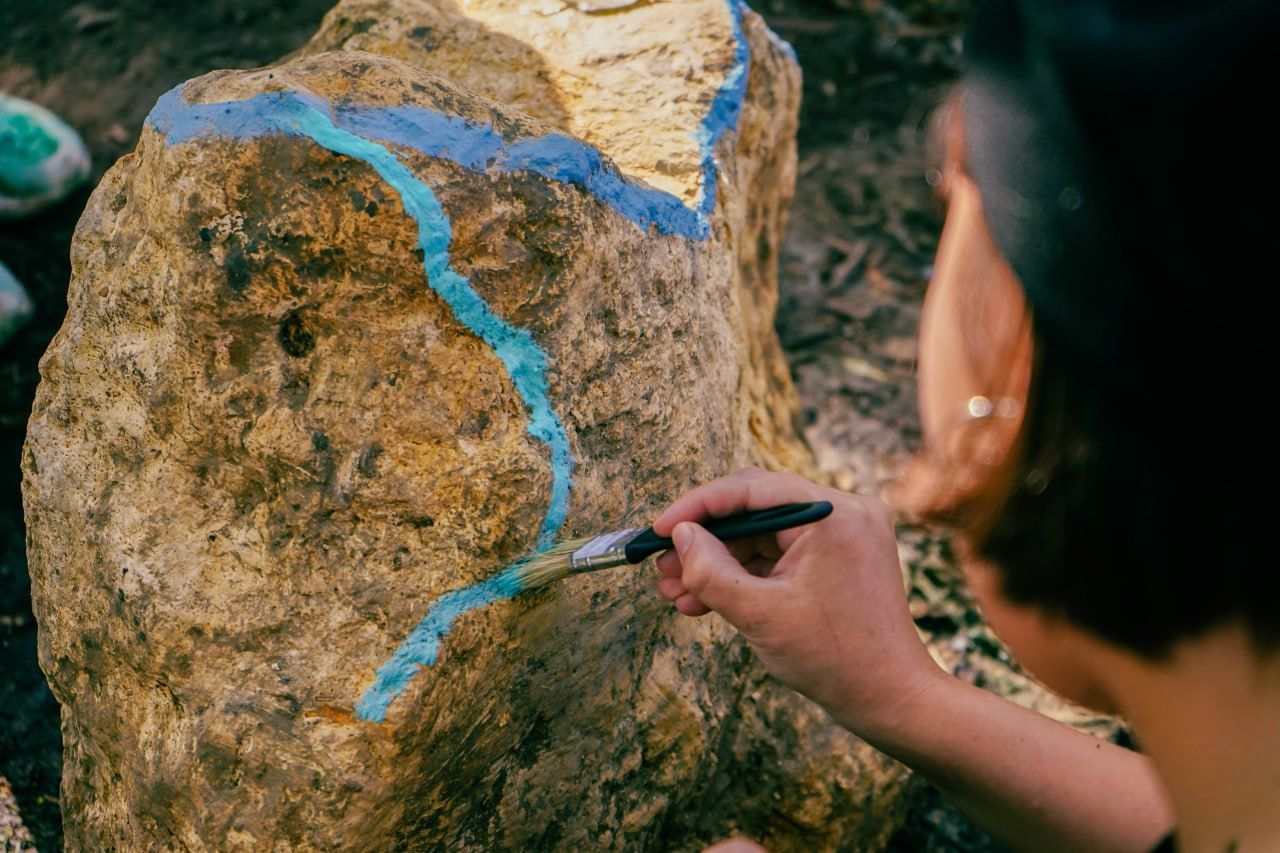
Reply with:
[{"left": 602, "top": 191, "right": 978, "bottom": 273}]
[{"left": 0, "top": 0, "right": 1103, "bottom": 849}]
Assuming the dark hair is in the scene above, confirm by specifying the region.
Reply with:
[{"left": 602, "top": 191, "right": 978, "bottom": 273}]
[
  {"left": 899, "top": 102, "right": 1279, "bottom": 657},
  {"left": 976, "top": 321, "right": 1280, "bottom": 659},
  {"left": 941, "top": 0, "right": 1280, "bottom": 657}
]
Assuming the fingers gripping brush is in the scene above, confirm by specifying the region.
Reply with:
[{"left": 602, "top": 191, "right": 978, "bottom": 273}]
[{"left": 512, "top": 501, "right": 834, "bottom": 591}]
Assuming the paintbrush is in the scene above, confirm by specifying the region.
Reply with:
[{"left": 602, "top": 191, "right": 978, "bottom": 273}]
[{"left": 511, "top": 501, "right": 834, "bottom": 591}]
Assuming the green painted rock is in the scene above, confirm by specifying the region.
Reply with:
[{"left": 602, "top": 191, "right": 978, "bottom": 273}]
[{"left": 0, "top": 94, "right": 90, "bottom": 218}]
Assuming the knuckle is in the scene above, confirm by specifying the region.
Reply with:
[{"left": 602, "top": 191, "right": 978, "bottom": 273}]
[
  {"left": 781, "top": 471, "right": 828, "bottom": 500},
  {"left": 838, "top": 495, "right": 871, "bottom": 524},
  {"left": 833, "top": 494, "right": 892, "bottom": 533},
  {"left": 864, "top": 495, "right": 894, "bottom": 526},
  {"left": 773, "top": 470, "right": 804, "bottom": 489},
  {"left": 681, "top": 550, "right": 711, "bottom": 592}
]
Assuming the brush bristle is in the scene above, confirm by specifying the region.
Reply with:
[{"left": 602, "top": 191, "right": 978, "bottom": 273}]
[{"left": 510, "top": 535, "right": 595, "bottom": 592}]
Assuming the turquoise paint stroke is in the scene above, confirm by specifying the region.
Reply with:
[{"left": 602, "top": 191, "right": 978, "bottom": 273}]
[
  {"left": 284, "top": 103, "right": 575, "bottom": 722},
  {"left": 148, "top": 90, "right": 573, "bottom": 549},
  {"left": 149, "top": 89, "right": 707, "bottom": 239},
  {"left": 355, "top": 566, "right": 527, "bottom": 721},
  {"left": 146, "top": 0, "right": 755, "bottom": 723},
  {"left": 293, "top": 101, "right": 574, "bottom": 550}
]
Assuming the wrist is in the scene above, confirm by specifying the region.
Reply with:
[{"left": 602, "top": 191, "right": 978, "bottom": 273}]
[{"left": 830, "top": 656, "right": 954, "bottom": 752}]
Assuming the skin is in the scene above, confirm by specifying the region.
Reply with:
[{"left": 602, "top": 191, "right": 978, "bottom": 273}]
[
  {"left": 653, "top": 471, "right": 1173, "bottom": 852},
  {"left": 651, "top": 159, "right": 1280, "bottom": 851}
]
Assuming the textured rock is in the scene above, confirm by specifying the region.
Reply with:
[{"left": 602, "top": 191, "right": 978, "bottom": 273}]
[{"left": 24, "top": 1, "right": 909, "bottom": 848}]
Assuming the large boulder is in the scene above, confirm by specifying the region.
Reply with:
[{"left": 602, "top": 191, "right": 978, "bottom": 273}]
[{"left": 23, "top": 1, "right": 910, "bottom": 848}]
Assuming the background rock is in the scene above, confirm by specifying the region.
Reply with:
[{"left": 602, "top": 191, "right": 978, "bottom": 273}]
[
  {"left": 0, "top": 776, "right": 36, "bottom": 851},
  {"left": 0, "top": 262, "right": 34, "bottom": 347},
  {"left": 22, "top": 3, "right": 914, "bottom": 849}
]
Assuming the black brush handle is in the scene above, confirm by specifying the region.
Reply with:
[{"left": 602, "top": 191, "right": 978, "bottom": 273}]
[{"left": 623, "top": 501, "right": 834, "bottom": 564}]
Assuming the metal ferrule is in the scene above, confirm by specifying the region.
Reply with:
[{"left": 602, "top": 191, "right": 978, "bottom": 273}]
[{"left": 569, "top": 528, "right": 644, "bottom": 574}]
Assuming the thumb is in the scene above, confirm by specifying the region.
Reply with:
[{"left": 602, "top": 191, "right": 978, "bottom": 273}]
[{"left": 673, "top": 522, "right": 766, "bottom": 627}]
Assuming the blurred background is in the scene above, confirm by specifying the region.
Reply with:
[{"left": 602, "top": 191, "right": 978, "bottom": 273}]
[{"left": 2, "top": 1, "right": 1102, "bottom": 849}]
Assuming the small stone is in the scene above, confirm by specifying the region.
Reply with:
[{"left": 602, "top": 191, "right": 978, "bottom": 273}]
[
  {"left": 0, "top": 260, "right": 34, "bottom": 346},
  {"left": 0, "top": 94, "right": 91, "bottom": 218}
]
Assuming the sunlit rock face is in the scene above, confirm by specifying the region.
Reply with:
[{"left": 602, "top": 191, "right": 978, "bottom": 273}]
[{"left": 23, "top": 2, "right": 910, "bottom": 848}]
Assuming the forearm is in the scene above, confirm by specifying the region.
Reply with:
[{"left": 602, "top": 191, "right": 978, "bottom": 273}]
[
  {"left": 846, "top": 674, "right": 1175, "bottom": 852},
  {"left": 651, "top": 469, "right": 1175, "bottom": 849}
]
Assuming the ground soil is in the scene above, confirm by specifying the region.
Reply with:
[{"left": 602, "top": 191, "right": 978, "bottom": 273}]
[{"left": 0, "top": 1, "right": 1041, "bottom": 848}]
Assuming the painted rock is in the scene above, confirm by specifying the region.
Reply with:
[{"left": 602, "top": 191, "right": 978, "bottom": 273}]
[
  {"left": 0, "top": 94, "right": 91, "bottom": 219},
  {"left": 24, "top": 2, "right": 908, "bottom": 849}
]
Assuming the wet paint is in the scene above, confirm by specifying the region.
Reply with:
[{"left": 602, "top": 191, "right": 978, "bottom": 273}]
[
  {"left": 145, "top": 0, "right": 752, "bottom": 723},
  {"left": 150, "top": 89, "right": 574, "bottom": 722},
  {"left": 354, "top": 566, "right": 526, "bottom": 721},
  {"left": 149, "top": 89, "right": 574, "bottom": 550},
  {"left": 149, "top": 90, "right": 707, "bottom": 239}
]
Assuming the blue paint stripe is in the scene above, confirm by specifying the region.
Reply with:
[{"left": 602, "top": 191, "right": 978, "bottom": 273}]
[
  {"left": 146, "top": 1, "right": 754, "bottom": 239},
  {"left": 353, "top": 566, "right": 528, "bottom": 722},
  {"left": 694, "top": 0, "right": 750, "bottom": 219},
  {"left": 149, "top": 90, "right": 708, "bottom": 240},
  {"left": 144, "top": 0, "right": 755, "bottom": 722},
  {"left": 149, "top": 90, "right": 575, "bottom": 722}
]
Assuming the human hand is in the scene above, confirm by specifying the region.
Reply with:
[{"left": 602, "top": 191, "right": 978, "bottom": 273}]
[{"left": 652, "top": 468, "right": 943, "bottom": 738}]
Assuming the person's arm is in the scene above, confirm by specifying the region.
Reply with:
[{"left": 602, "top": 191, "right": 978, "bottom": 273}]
[
  {"left": 861, "top": 668, "right": 1172, "bottom": 852},
  {"left": 652, "top": 468, "right": 1174, "bottom": 853}
]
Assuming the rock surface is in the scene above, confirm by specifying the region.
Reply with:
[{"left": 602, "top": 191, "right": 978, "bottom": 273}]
[{"left": 23, "top": 1, "right": 910, "bottom": 848}]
